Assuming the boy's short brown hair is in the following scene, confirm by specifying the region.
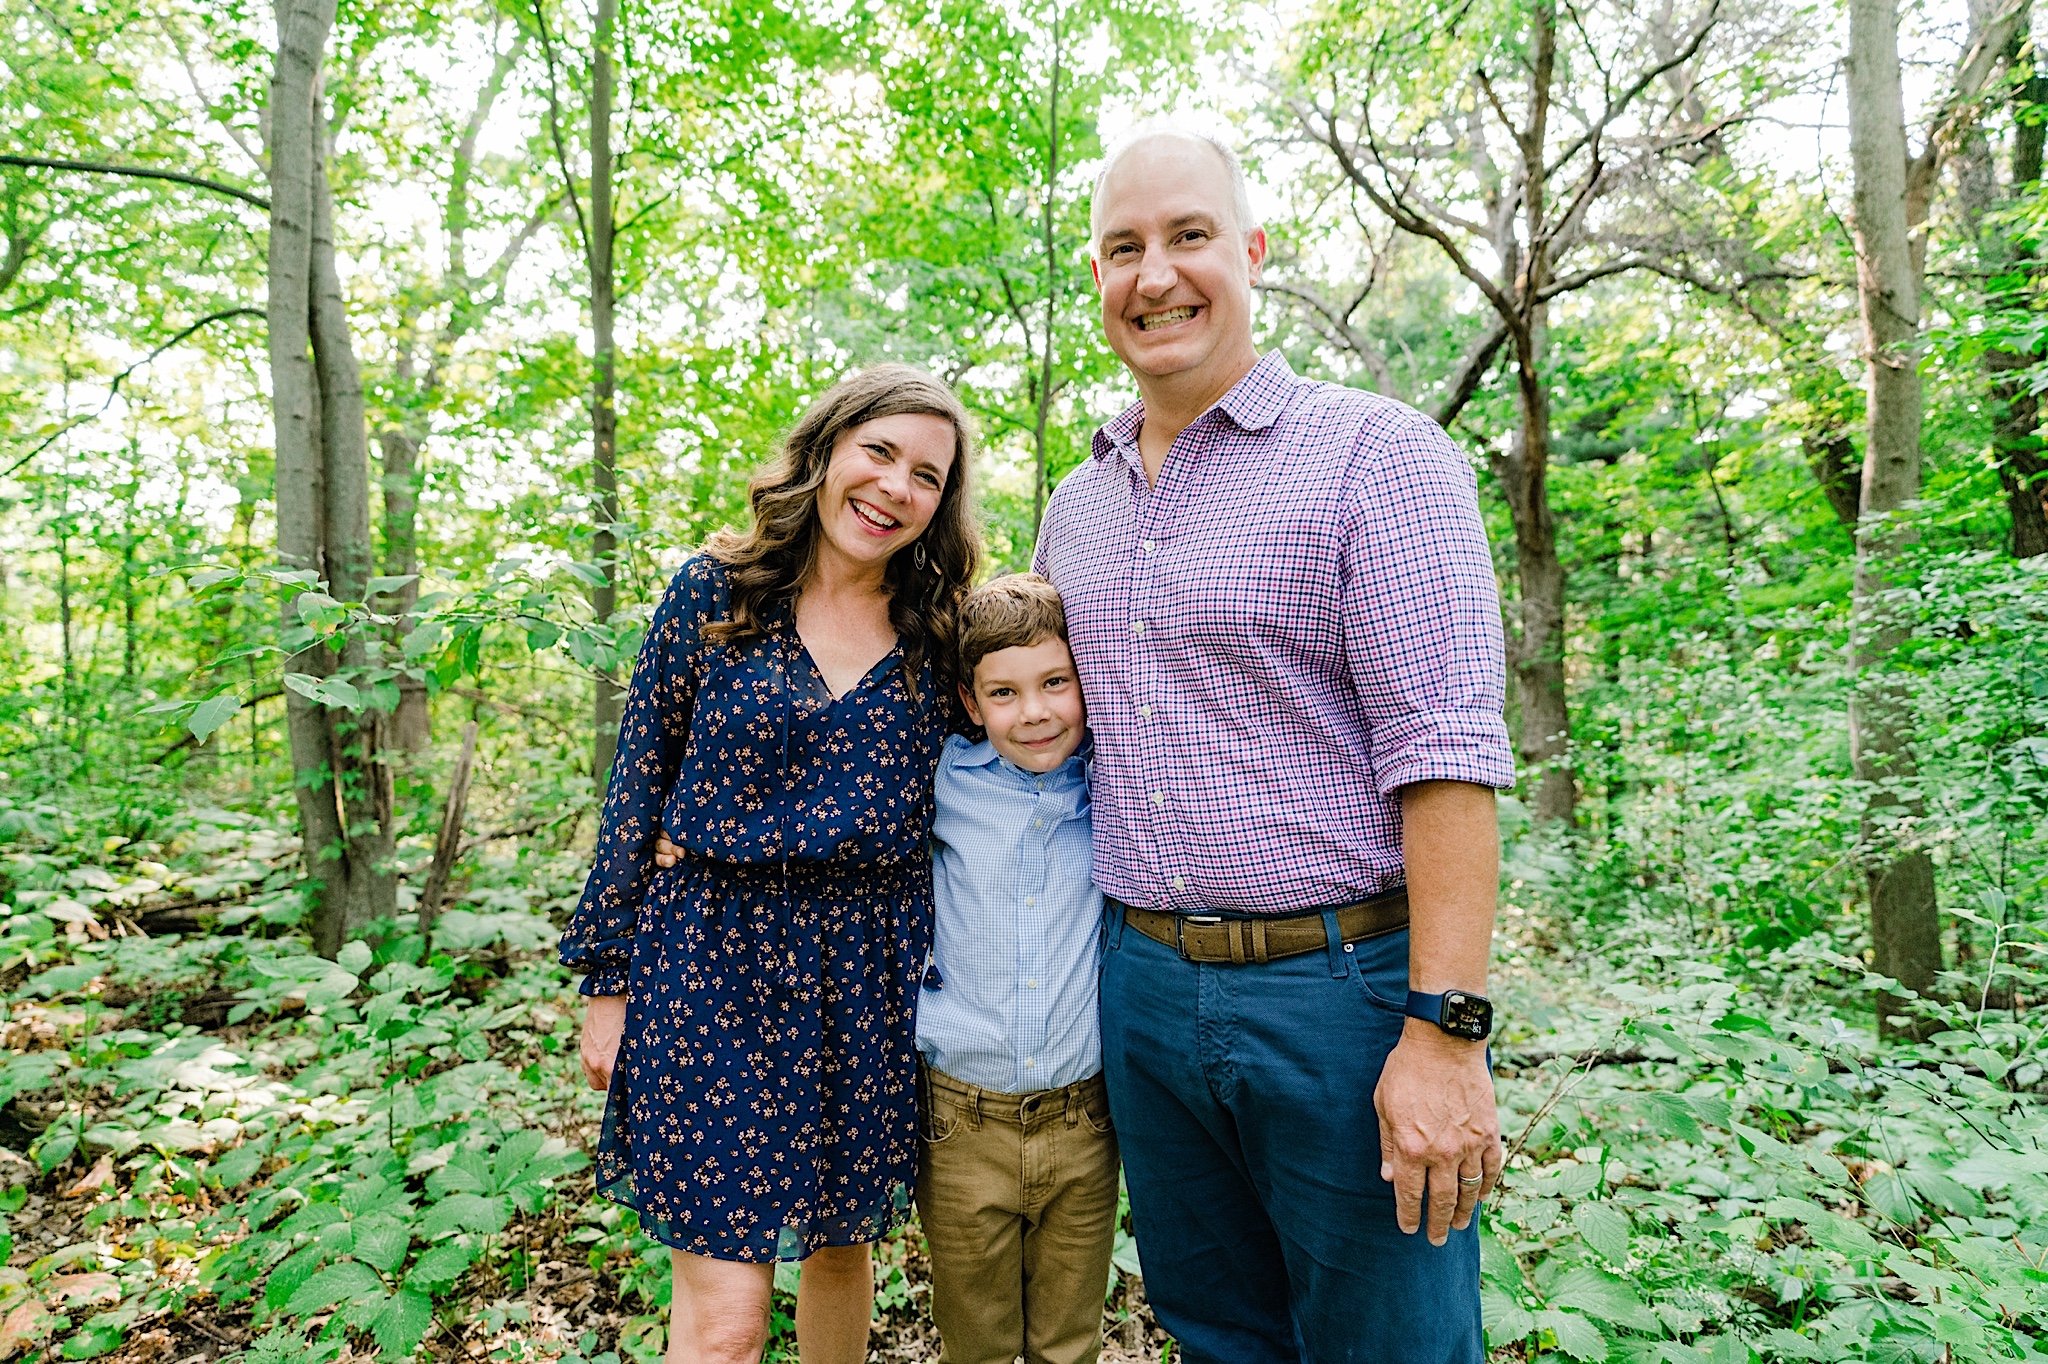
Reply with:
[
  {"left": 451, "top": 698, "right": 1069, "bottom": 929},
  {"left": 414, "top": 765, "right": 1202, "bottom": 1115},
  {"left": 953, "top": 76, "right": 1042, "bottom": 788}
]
[{"left": 957, "top": 573, "right": 1069, "bottom": 687}]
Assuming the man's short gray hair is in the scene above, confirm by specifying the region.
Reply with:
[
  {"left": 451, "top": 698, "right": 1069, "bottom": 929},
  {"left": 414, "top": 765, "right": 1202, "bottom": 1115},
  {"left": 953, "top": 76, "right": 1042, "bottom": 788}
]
[{"left": 1089, "top": 123, "right": 1260, "bottom": 253}]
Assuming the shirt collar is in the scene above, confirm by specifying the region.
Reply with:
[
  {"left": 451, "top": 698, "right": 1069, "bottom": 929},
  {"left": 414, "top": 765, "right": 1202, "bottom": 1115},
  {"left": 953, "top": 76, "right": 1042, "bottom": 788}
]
[
  {"left": 1091, "top": 349, "right": 1298, "bottom": 466},
  {"left": 945, "top": 734, "right": 1089, "bottom": 787}
]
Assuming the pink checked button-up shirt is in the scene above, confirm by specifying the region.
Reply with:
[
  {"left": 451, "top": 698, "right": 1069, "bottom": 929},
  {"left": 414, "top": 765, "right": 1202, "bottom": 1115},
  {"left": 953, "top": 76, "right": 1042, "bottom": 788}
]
[{"left": 1035, "top": 351, "right": 1515, "bottom": 914}]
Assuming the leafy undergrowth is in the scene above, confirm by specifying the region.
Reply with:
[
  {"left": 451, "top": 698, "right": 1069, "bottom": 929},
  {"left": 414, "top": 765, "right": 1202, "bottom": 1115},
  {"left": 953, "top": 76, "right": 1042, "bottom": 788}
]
[{"left": 0, "top": 805, "right": 2042, "bottom": 1364}]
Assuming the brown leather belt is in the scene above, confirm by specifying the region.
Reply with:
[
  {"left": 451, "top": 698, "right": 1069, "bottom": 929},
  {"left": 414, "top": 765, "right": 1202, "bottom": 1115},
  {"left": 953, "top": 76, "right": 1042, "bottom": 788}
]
[{"left": 1110, "top": 889, "right": 1409, "bottom": 965}]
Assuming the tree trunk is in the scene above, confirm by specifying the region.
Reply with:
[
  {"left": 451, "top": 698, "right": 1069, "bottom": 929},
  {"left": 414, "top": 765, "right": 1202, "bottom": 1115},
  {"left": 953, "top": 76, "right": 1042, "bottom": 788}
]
[
  {"left": 1845, "top": 0, "right": 1941, "bottom": 1025},
  {"left": 1498, "top": 310, "right": 1574, "bottom": 824},
  {"left": 1990, "top": 16, "right": 2047, "bottom": 558},
  {"left": 1802, "top": 429, "right": 1864, "bottom": 528},
  {"left": 268, "top": 0, "right": 352, "bottom": 954},
  {"left": 588, "top": 0, "right": 624, "bottom": 780},
  {"left": 268, "top": 0, "right": 395, "bottom": 957},
  {"left": 378, "top": 408, "right": 431, "bottom": 749},
  {"left": 311, "top": 93, "right": 397, "bottom": 939}
]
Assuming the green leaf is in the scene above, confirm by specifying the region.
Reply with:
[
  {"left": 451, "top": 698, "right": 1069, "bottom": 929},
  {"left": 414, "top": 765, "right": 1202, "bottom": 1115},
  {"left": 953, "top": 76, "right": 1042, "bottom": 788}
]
[
  {"left": 564, "top": 560, "right": 610, "bottom": 588},
  {"left": 367, "top": 574, "right": 419, "bottom": 596},
  {"left": 207, "top": 1143, "right": 266, "bottom": 1189},
  {"left": 1549, "top": 1265, "right": 1659, "bottom": 1332},
  {"left": 266, "top": 1244, "right": 329, "bottom": 1309},
  {"left": 189, "top": 567, "right": 241, "bottom": 590},
  {"left": 372, "top": 1289, "right": 435, "bottom": 1356},
  {"left": 351, "top": 1217, "right": 411, "bottom": 1274},
  {"left": 188, "top": 692, "right": 243, "bottom": 743},
  {"left": 1537, "top": 1309, "right": 1609, "bottom": 1362},
  {"left": 1635, "top": 1092, "right": 1704, "bottom": 1143},
  {"left": 295, "top": 592, "right": 348, "bottom": 629},
  {"left": 403, "top": 1241, "right": 476, "bottom": 1293},
  {"left": 283, "top": 1260, "right": 384, "bottom": 1318},
  {"left": 1861, "top": 1170, "right": 1919, "bottom": 1225},
  {"left": 59, "top": 1321, "right": 124, "bottom": 1360},
  {"left": 1571, "top": 1203, "right": 1633, "bottom": 1265},
  {"left": 420, "top": 1192, "right": 509, "bottom": 1240},
  {"left": 1482, "top": 1286, "right": 1537, "bottom": 1345},
  {"left": 36, "top": 1127, "right": 79, "bottom": 1173},
  {"left": 282, "top": 673, "right": 364, "bottom": 711},
  {"left": 402, "top": 620, "right": 446, "bottom": 659},
  {"left": 337, "top": 941, "right": 373, "bottom": 975}
]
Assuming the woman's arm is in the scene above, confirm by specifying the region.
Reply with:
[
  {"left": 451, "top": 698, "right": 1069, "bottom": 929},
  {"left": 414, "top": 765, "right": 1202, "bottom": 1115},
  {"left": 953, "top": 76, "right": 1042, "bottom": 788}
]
[{"left": 558, "top": 562, "right": 707, "bottom": 1000}]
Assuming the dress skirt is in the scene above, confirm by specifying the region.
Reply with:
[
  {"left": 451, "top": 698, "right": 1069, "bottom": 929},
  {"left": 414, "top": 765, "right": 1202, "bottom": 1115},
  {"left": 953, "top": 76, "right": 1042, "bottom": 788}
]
[{"left": 593, "top": 854, "right": 933, "bottom": 1262}]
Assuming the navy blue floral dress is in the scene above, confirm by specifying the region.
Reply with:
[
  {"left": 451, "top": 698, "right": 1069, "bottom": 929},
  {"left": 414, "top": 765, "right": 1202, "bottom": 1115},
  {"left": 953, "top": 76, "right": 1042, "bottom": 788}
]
[{"left": 559, "top": 555, "right": 948, "bottom": 1262}]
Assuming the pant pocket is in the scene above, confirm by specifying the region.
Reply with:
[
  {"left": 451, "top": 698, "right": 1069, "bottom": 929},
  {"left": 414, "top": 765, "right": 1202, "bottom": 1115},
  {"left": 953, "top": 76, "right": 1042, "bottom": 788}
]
[
  {"left": 1079, "top": 1086, "right": 1114, "bottom": 1135},
  {"left": 1345, "top": 930, "right": 1410, "bottom": 1015}
]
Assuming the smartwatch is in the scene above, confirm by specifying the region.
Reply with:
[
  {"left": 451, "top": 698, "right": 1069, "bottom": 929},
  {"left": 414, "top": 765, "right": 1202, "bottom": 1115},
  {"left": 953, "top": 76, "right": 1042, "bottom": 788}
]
[{"left": 1405, "top": 989, "right": 1494, "bottom": 1042}]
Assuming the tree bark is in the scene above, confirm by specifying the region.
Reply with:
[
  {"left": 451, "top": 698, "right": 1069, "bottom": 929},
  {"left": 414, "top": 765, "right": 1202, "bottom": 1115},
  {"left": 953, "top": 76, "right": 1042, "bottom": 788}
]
[
  {"left": 311, "top": 94, "right": 397, "bottom": 939},
  {"left": 1845, "top": 0, "right": 1941, "bottom": 1024},
  {"left": 378, "top": 388, "right": 430, "bottom": 751},
  {"left": 588, "top": 0, "right": 624, "bottom": 780},
  {"left": 268, "top": 0, "right": 351, "bottom": 955},
  {"left": 268, "top": 0, "right": 395, "bottom": 957},
  {"left": 1802, "top": 429, "right": 1864, "bottom": 528},
  {"left": 1498, "top": 309, "right": 1574, "bottom": 823},
  {"left": 1988, "top": 13, "right": 2047, "bottom": 558},
  {"left": 376, "top": 31, "right": 531, "bottom": 753}
]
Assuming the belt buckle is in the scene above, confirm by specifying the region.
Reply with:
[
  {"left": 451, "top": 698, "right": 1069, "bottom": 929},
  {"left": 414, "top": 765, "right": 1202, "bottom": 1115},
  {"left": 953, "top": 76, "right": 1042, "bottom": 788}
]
[{"left": 1175, "top": 914, "right": 1222, "bottom": 960}]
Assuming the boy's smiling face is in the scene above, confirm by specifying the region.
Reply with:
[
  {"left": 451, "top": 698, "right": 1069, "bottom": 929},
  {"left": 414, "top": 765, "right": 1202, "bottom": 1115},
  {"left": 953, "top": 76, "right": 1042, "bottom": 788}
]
[{"left": 961, "top": 633, "right": 1087, "bottom": 774}]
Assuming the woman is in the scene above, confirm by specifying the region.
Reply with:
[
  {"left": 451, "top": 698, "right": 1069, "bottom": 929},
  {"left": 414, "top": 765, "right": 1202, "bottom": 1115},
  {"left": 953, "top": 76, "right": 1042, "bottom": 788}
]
[{"left": 560, "top": 365, "right": 981, "bottom": 1364}]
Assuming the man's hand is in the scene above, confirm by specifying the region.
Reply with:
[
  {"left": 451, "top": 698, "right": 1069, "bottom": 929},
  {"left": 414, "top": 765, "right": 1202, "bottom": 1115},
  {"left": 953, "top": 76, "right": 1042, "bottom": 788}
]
[
  {"left": 652, "top": 833, "right": 682, "bottom": 868},
  {"left": 1375, "top": 1022, "right": 1502, "bottom": 1244},
  {"left": 581, "top": 995, "right": 627, "bottom": 1091}
]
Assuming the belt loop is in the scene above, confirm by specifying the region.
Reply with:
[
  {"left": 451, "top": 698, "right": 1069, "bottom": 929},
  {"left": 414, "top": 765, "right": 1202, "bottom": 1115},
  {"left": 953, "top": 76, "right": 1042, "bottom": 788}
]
[
  {"left": 967, "top": 1085, "right": 984, "bottom": 1131},
  {"left": 1065, "top": 1083, "right": 1080, "bottom": 1127},
  {"left": 1105, "top": 898, "right": 1127, "bottom": 950},
  {"left": 1322, "top": 910, "right": 1346, "bottom": 978},
  {"left": 1250, "top": 918, "right": 1269, "bottom": 965},
  {"left": 1229, "top": 922, "right": 1247, "bottom": 966}
]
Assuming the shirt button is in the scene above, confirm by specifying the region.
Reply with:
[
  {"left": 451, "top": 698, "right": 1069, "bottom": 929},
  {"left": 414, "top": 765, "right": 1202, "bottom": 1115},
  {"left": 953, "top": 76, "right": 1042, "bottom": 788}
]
[
  {"left": 1025, "top": 1058, "right": 1036, "bottom": 1068},
  {"left": 1142, "top": 539, "right": 1157, "bottom": 553},
  {"left": 1131, "top": 621, "right": 1147, "bottom": 637},
  {"left": 1033, "top": 819, "right": 1044, "bottom": 829},
  {"left": 1150, "top": 790, "right": 1165, "bottom": 806},
  {"left": 1025, "top": 896, "right": 1036, "bottom": 906},
  {"left": 1027, "top": 979, "right": 1038, "bottom": 989},
  {"left": 1139, "top": 705, "right": 1153, "bottom": 719},
  {"left": 1171, "top": 876, "right": 1186, "bottom": 890}
]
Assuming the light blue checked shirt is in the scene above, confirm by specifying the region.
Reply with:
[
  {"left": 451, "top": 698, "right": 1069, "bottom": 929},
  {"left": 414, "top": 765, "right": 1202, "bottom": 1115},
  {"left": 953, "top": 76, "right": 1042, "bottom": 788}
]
[{"left": 916, "top": 733, "right": 1102, "bottom": 1094}]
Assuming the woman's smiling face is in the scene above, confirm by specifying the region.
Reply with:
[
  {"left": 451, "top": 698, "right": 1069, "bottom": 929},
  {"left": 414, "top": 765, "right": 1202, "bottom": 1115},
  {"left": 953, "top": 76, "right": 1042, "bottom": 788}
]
[{"left": 812, "top": 411, "right": 957, "bottom": 579}]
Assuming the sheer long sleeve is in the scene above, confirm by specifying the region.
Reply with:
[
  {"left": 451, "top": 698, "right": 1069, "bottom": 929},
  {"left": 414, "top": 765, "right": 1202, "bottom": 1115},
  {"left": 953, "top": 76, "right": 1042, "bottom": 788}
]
[{"left": 558, "top": 560, "right": 709, "bottom": 996}]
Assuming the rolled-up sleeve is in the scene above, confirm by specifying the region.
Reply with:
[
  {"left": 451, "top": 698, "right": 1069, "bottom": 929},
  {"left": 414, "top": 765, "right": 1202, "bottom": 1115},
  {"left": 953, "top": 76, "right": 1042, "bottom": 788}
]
[
  {"left": 558, "top": 561, "right": 707, "bottom": 995},
  {"left": 1340, "top": 416, "right": 1515, "bottom": 796}
]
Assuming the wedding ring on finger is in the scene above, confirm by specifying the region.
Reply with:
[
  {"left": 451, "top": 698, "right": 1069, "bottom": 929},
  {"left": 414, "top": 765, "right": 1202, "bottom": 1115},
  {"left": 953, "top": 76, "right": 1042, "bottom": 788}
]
[{"left": 1458, "top": 1174, "right": 1484, "bottom": 1186}]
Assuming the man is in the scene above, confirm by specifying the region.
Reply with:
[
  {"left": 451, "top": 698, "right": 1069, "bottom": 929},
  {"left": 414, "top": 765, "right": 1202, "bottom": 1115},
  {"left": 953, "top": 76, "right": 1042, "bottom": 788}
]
[{"left": 1033, "top": 126, "right": 1513, "bottom": 1364}]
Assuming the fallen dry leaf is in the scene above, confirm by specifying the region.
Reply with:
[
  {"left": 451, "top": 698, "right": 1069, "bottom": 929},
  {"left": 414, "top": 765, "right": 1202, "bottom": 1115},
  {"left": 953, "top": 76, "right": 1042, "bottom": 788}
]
[
  {"left": 45, "top": 1273, "right": 120, "bottom": 1309},
  {"left": 62, "top": 1153, "right": 114, "bottom": 1198},
  {"left": 0, "top": 1300, "right": 55, "bottom": 1359}
]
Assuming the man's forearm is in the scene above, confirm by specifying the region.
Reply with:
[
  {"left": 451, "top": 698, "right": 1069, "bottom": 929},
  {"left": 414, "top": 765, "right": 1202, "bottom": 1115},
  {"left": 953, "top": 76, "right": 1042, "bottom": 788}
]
[{"left": 1399, "top": 780, "right": 1499, "bottom": 999}]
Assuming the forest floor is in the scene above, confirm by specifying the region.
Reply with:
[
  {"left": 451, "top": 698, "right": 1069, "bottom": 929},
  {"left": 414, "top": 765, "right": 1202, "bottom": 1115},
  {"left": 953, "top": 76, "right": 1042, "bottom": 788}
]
[{"left": 0, "top": 800, "right": 2041, "bottom": 1364}]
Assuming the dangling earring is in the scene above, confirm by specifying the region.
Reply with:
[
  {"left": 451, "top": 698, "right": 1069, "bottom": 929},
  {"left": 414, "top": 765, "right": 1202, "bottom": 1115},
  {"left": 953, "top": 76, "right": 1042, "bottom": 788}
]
[{"left": 913, "top": 542, "right": 929, "bottom": 572}]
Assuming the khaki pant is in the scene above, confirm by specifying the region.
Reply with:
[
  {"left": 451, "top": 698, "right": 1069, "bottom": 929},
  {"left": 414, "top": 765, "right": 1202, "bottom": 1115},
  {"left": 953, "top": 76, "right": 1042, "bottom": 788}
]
[{"left": 914, "top": 1065, "right": 1121, "bottom": 1364}]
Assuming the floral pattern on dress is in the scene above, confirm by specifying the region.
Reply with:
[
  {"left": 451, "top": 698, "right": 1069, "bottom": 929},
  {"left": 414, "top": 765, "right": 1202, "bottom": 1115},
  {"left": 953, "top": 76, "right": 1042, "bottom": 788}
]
[{"left": 559, "top": 555, "right": 947, "bottom": 1262}]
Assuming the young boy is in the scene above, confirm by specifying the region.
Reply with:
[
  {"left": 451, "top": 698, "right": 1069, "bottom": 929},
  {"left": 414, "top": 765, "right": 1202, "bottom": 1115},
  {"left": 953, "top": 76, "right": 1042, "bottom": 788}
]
[{"left": 916, "top": 572, "right": 1116, "bottom": 1364}]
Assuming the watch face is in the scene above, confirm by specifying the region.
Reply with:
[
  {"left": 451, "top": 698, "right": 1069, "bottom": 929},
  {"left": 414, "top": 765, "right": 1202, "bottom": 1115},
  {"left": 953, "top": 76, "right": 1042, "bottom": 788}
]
[{"left": 1441, "top": 991, "right": 1493, "bottom": 1040}]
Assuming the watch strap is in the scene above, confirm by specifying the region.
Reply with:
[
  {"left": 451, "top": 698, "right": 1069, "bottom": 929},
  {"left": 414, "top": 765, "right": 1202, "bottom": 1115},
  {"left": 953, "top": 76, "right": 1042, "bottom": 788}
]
[{"left": 1404, "top": 990, "right": 1448, "bottom": 1026}]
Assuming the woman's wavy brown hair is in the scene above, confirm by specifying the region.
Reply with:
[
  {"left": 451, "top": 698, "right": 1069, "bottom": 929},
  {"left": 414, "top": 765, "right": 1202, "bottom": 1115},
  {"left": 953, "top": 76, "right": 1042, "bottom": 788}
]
[{"left": 702, "top": 364, "right": 984, "bottom": 697}]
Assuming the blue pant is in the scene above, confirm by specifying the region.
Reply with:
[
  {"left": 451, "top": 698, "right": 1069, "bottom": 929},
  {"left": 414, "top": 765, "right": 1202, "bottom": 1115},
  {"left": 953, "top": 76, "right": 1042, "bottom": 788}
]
[{"left": 1099, "top": 913, "right": 1483, "bottom": 1364}]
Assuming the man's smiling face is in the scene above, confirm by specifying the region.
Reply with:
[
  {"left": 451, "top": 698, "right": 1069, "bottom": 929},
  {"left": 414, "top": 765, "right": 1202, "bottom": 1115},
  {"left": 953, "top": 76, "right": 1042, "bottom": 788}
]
[{"left": 1091, "top": 134, "right": 1266, "bottom": 401}]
